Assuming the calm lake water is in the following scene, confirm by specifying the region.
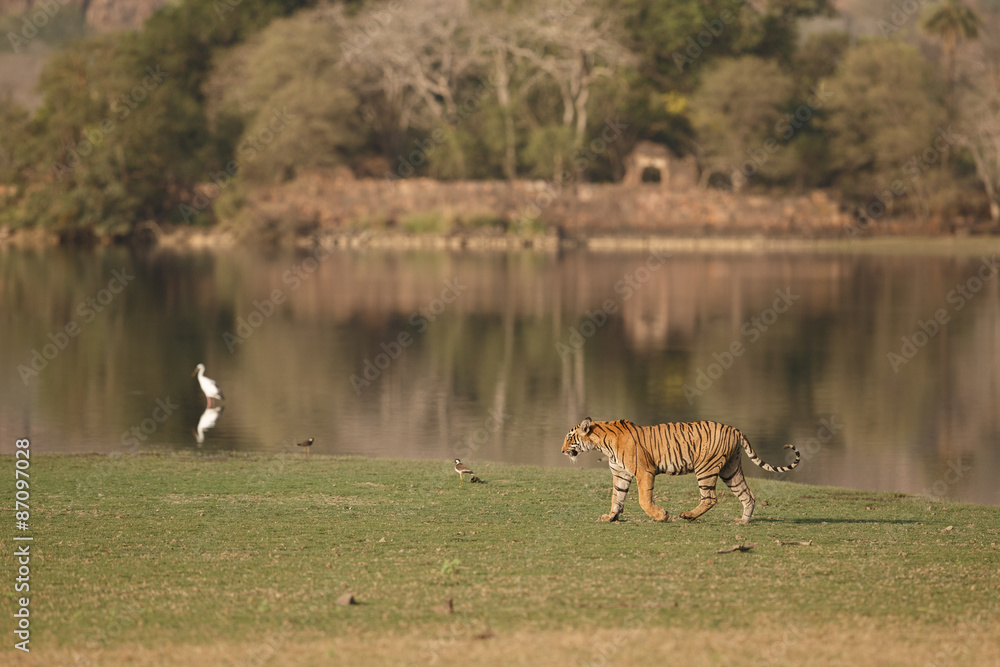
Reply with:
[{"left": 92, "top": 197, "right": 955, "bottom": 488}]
[{"left": 2, "top": 241, "right": 999, "bottom": 504}]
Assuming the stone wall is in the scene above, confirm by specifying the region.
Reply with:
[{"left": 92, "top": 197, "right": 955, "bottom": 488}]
[{"left": 245, "top": 171, "right": 912, "bottom": 239}]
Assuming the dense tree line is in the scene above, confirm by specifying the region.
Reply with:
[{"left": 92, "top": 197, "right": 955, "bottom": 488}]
[{"left": 1, "top": 0, "right": 998, "bottom": 235}]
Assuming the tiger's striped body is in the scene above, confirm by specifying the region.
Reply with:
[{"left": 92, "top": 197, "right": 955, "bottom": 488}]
[{"left": 561, "top": 418, "right": 800, "bottom": 524}]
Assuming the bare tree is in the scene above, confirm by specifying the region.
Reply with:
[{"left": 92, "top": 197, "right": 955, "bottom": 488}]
[
  {"left": 956, "top": 38, "right": 1000, "bottom": 224},
  {"left": 486, "top": 30, "right": 518, "bottom": 180},
  {"left": 326, "top": 0, "right": 631, "bottom": 178},
  {"left": 334, "top": 1, "right": 484, "bottom": 128},
  {"left": 506, "top": 6, "right": 633, "bottom": 148},
  {"left": 328, "top": 0, "right": 496, "bottom": 175}
]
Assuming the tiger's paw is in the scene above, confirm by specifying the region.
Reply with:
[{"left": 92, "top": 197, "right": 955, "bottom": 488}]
[
  {"left": 679, "top": 511, "right": 697, "bottom": 521},
  {"left": 598, "top": 513, "right": 619, "bottom": 522}
]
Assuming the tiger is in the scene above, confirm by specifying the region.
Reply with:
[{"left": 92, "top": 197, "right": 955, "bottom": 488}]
[{"left": 561, "top": 417, "right": 800, "bottom": 524}]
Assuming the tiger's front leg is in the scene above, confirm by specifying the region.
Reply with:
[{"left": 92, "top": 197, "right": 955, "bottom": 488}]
[
  {"left": 636, "top": 471, "right": 669, "bottom": 522},
  {"left": 600, "top": 469, "right": 633, "bottom": 522}
]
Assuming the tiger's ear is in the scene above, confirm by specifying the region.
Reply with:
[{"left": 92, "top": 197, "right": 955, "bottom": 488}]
[{"left": 580, "top": 417, "right": 592, "bottom": 434}]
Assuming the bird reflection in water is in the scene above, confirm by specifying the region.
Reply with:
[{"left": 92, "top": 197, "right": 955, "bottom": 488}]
[{"left": 194, "top": 406, "right": 224, "bottom": 444}]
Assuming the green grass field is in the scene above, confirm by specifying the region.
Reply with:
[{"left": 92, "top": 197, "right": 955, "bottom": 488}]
[{"left": 3, "top": 453, "right": 999, "bottom": 666}]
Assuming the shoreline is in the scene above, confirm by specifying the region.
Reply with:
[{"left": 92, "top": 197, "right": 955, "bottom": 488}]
[
  {"left": 5, "top": 223, "right": 1000, "bottom": 256},
  {"left": 10, "top": 450, "right": 996, "bottom": 507},
  {"left": 3, "top": 174, "right": 999, "bottom": 252}
]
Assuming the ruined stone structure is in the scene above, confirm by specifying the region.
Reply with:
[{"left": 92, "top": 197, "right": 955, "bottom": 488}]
[{"left": 622, "top": 141, "right": 698, "bottom": 191}]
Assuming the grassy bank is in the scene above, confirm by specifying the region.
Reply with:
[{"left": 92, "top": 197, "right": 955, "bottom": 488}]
[{"left": 3, "top": 453, "right": 999, "bottom": 666}]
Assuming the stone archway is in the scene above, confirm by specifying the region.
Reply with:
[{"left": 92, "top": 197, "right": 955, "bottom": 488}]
[
  {"left": 622, "top": 141, "right": 698, "bottom": 190},
  {"left": 623, "top": 141, "right": 672, "bottom": 186}
]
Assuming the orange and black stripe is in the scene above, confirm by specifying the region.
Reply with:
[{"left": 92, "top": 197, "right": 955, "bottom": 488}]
[{"left": 561, "top": 418, "right": 800, "bottom": 524}]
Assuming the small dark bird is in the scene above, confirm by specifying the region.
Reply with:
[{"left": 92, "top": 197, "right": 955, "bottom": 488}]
[
  {"left": 432, "top": 597, "right": 454, "bottom": 615},
  {"left": 454, "top": 458, "right": 474, "bottom": 484},
  {"left": 469, "top": 475, "right": 485, "bottom": 484},
  {"left": 297, "top": 437, "right": 315, "bottom": 458}
]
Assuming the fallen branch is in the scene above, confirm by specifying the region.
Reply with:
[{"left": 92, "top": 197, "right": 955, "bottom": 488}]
[
  {"left": 776, "top": 540, "right": 813, "bottom": 546},
  {"left": 716, "top": 543, "right": 755, "bottom": 554}
]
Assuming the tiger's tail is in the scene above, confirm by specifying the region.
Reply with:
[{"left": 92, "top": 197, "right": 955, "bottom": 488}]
[{"left": 740, "top": 433, "right": 800, "bottom": 473}]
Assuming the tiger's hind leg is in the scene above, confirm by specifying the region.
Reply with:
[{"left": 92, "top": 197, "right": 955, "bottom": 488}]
[
  {"left": 679, "top": 471, "right": 719, "bottom": 521},
  {"left": 721, "top": 460, "right": 756, "bottom": 524}
]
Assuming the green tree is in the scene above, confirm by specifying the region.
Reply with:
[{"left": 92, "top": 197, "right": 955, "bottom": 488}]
[
  {"left": 207, "top": 13, "right": 365, "bottom": 186},
  {"left": 794, "top": 31, "right": 849, "bottom": 92},
  {"left": 618, "top": 0, "right": 833, "bottom": 84},
  {"left": 23, "top": 36, "right": 147, "bottom": 234},
  {"left": 425, "top": 97, "right": 514, "bottom": 181},
  {"left": 689, "top": 56, "right": 795, "bottom": 189},
  {"left": 921, "top": 0, "right": 981, "bottom": 102},
  {"left": 620, "top": 0, "right": 744, "bottom": 84},
  {"left": 822, "top": 40, "right": 945, "bottom": 208},
  {"left": 614, "top": 0, "right": 834, "bottom": 171},
  {"left": 4, "top": 0, "right": 316, "bottom": 234},
  {"left": 0, "top": 97, "right": 38, "bottom": 225},
  {"left": 768, "top": 31, "right": 850, "bottom": 189},
  {"left": 521, "top": 126, "right": 575, "bottom": 180}
]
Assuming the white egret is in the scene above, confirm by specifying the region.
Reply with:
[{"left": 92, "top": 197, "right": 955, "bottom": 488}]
[{"left": 192, "top": 363, "right": 224, "bottom": 407}]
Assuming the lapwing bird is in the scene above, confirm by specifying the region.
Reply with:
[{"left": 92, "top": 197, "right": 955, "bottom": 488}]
[
  {"left": 297, "top": 437, "right": 315, "bottom": 459},
  {"left": 192, "top": 363, "right": 224, "bottom": 408},
  {"left": 454, "top": 458, "right": 474, "bottom": 484}
]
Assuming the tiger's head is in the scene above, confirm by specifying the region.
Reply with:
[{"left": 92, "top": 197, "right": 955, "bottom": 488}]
[{"left": 561, "top": 417, "right": 596, "bottom": 461}]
